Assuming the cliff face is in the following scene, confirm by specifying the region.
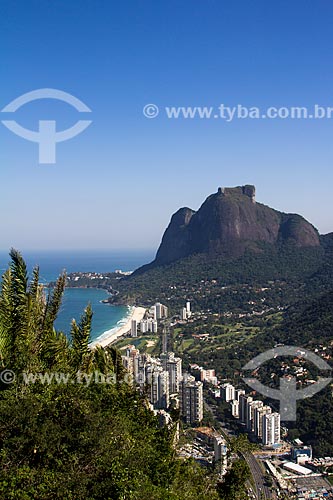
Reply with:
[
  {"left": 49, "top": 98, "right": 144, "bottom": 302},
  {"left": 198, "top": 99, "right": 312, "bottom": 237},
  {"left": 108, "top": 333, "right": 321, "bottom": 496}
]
[
  {"left": 153, "top": 185, "right": 320, "bottom": 266},
  {"left": 154, "top": 207, "right": 195, "bottom": 264}
]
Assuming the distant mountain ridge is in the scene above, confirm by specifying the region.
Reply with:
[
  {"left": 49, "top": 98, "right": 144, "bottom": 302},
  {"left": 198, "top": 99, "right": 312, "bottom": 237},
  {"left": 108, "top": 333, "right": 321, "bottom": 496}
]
[{"left": 136, "top": 185, "right": 321, "bottom": 273}]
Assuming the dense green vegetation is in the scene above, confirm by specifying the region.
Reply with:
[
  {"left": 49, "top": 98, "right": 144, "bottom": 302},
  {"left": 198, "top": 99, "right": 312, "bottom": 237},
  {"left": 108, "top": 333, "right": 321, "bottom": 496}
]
[
  {"left": 111, "top": 241, "right": 332, "bottom": 313},
  {"left": 0, "top": 250, "right": 220, "bottom": 500},
  {"left": 217, "top": 459, "right": 251, "bottom": 500}
]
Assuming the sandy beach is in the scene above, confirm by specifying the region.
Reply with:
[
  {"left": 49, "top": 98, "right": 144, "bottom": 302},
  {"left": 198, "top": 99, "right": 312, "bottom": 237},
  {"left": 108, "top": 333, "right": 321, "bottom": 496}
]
[{"left": 89, "top": 306, "right": 146, "bottom": 348}]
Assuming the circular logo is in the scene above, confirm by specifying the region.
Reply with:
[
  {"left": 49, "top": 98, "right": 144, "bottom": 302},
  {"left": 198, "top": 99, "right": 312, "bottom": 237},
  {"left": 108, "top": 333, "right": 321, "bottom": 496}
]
[
  {"left": 143, "top": 104, "right": 159, "bottom": 119},
  {"left": 0, "top": 369, "right": 15, "bottom": 384}
]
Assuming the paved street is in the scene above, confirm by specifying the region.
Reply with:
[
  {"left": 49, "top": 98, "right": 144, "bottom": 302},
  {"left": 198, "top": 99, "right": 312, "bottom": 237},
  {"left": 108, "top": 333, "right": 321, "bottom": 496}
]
[
  {"left": 204, "top": 401, "right": 274, "bottom": 500},
  {"left": 244, "top": 452, "right": 273, "bottom": 500}
]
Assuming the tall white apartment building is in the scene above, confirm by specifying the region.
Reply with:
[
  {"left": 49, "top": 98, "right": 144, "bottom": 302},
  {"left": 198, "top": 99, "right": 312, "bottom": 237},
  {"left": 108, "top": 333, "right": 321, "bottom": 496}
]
[
  {"left": 150, "top": 305, "right": 157, "bottom": 320},
  {"left": 179, "top": 374, "right": 203, "bottom": 424},
  {"left": 235, "top": 389, "right": 245, "bottom": 402},
  {"left": 180, "top": 302, "right": 192, "bottom": 320},
  {"left": 122, "top": 345, "right": 140, "bottom": 379},
  {"left": 151, "top": 320, "right": 158, "bottom": 333},
  {"left": 221, "top": 383, "right": 235, "bottom": 402},
  {"left": 180, "top": 307, "right": 187, "bottom": 320},
  {"left": 140, "top": 319, "right": 148, "bottom": 333},
  {"left": 239, "top": 394, "right": 253, "bottom": 424},
  {"left": 262, "top": 413, "right": 281, "bottom": 446},
  {"left": 156, "top": 302, "right": 163, "bottom": 319},
  {"left": 231, "top": 400, "right": 239, "bottom": 418},
  {"left": 131, "top": 319, "right": 137, "bottom": 337},
  {"left": 160, "top": 352, "right": 182, "bottom": 394},
  {"left": 140, "top": 318, "right": 158, "bottom": 333},
  {"left": 149, "top": 368, "right": 170, "bottom": 410},
  {"left": 155, "top": 302, "right": 168, "bottom": 319},
  {"left": 254, "top": 405, "right": 272, "bottom": 440},
  {"left": 121, "top": 354, "right": 134, "bottom": 374},
  {"left": 186, "top": 301, "right": 191, "bottom": 318},
  {"left": 133, "top": 352, "right": 149, "bottom": 385},
  {"left": 246, "top": 400, "right": 263, "bottom": 432}
]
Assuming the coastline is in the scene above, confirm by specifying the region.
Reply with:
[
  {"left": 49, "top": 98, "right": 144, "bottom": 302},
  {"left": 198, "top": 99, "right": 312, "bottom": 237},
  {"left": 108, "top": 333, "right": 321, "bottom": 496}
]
[{"left": 89, "top": 306, "right": 146, "bottom": 349}]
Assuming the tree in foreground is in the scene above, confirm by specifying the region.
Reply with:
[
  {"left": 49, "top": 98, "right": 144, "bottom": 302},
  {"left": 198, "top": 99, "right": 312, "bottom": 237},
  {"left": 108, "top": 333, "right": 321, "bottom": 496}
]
[
  {"left": 0, "top": 250, "right": 219, "bottom": 500},
  {"left": 217, "top": 459, "right": 251, "bottom": 500}
]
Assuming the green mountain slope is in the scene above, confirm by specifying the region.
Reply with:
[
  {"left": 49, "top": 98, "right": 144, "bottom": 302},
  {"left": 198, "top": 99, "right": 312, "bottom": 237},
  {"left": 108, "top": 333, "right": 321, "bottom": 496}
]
[{"left": 111, "top": 187, "right": 332, "bottom": 313}]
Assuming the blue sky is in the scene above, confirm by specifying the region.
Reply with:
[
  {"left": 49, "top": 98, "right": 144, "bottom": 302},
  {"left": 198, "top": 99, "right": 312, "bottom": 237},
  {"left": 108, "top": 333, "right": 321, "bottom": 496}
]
[{"left": 1, "top": 0, "right": 333, "bottom": 251}]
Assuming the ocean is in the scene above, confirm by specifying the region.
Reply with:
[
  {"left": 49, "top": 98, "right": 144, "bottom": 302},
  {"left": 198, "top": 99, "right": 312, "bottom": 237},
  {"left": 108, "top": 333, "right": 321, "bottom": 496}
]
[{"left": 0, "top": 249, "right": 154, "bottom": 343}]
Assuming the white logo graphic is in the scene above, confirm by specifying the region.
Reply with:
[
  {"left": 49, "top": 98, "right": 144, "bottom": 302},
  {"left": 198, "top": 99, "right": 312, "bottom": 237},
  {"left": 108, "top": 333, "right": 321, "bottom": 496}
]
[
  {"left": 143, "top": 103, "right": 159, "bottom": 118},
  {"left": 1, "top": 89, "right": 92, "bottom": 164},
  {"left": 242, "top": 346, "right": 332, "bottom": 421}
]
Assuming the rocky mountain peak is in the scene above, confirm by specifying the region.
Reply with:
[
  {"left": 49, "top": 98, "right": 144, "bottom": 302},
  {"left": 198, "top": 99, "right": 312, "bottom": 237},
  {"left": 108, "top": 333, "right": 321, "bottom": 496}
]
[{"left": 143, "top": 186, "right": 321, "bottom": 269}]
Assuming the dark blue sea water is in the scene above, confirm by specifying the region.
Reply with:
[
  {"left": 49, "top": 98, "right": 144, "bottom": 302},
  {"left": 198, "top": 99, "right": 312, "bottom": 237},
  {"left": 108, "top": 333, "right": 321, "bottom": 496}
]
[{"left": 0, "top": 249, "right": 154, "bottom": 342}]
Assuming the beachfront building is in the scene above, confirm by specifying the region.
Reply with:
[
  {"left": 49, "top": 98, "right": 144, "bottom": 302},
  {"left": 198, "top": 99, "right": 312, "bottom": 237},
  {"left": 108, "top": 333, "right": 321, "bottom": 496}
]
[
  {"left": 140, "top": 318, "right": 158, "bottom": 333},
  {"left": 131, "top": 319, "right": 137, "bottom": 337},
  {"left": 155, "top": 302, "right": 168, "bottom": 319},
  {"left": 179, "top": 374, "right": 203, "bottom": 424},
  {"left": 149, "top": 305, "right": 157, "bottom": 320},
  {"left": 140, "top": 319, "right": 148, "bottom": 333}
]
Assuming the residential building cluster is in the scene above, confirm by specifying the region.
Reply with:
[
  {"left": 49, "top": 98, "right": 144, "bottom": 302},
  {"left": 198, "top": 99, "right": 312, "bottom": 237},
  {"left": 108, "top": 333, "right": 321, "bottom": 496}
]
[
  {"left": 121, "top": 346, "right": 203, "bottom": 424},
  {"left": 130, "top": 301, "right": 194, "bottom": 337},
  {"left": 118, "top": 297, "right": 333, "bottom": 497},
  {"left": 140, "top": 318, "right": 158, "bottom": 333},
  {"left": 130, "top": 302, "right": 170, "bottom": 337},
  {"left": 214, "top": 382, "right": 281, "bottom": 447},
  {"left": 150, "top": 302, "right": 169, "bottom": 320}
]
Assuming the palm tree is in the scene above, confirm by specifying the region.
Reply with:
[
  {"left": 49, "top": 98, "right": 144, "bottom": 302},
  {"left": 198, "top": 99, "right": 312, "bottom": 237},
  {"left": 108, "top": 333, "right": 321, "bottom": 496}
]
[
  {"left": 70, "top": 303, "right": 95, "bottom": 372},
  {"left": 0, "top": 249, "right": 119, "bottom": 379}
]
